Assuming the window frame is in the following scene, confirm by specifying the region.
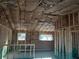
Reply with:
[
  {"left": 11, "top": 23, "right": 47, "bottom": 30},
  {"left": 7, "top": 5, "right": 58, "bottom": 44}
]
[
  {"left": 39, "top": 34, "right": 53, "bottom": 41},
  {"left": 17, "top": 32, "right": 26, "bottom": 41}
]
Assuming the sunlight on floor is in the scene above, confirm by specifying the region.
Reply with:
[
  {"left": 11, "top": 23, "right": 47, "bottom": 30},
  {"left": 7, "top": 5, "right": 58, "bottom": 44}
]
[{"left": 35, "top": 57, "right": 52, "bottom": 59}]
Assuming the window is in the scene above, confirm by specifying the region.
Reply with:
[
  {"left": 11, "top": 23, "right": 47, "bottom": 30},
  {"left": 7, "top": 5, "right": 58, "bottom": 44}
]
[
  {"left": 17, "top": 33, "right": 26, "bottom": 40},
  {"left": 39, "top": 34, "right": 53, "bottom": 41}
]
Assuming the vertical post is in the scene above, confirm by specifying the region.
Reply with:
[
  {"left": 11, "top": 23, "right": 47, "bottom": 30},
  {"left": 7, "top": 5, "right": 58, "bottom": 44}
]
[
  {"left": 57, "top": 31, "right": 58, "bottom": 56},
  {"left": 78, "top": 12, "right": 79, "bottom": 24},
  {"left": 25, "top": 44, "right": 26, "bottom": 55},
  {"left": 78, "top": 32, "right": 79, "bottom": 56},
  {"left": 69, "top": 13, "right": 73, "bottom": 59},
  {"left": 33, "top": 44, "right": 35, "bottom": 58},
  {"left": 7, "top": 46, "right": 8, "bottom": 59},
  {"left": 73, "top": 13, "right": 75, "bottom": 26},
  {"left": 61, "top": 29, "right": 64, "bottom": 59},
  {"left": 30, "top": 45, "right": 32, "bottom": 57},
  {"left": 20, "top": 44, "right": 21, "bottom": 51},
  {"left": 59, "top": 30, "right": 61, "bottom": 58},
  {"left": 13, "top": 44, "right": 15, "bottom": 59},
  {"left": 54, "top": 31, "right": 57, "bottom": 56}
]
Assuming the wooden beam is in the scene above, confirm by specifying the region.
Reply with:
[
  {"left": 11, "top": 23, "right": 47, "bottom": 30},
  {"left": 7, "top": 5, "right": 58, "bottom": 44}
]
[
  {"left": 44, "top": 13, "right": 59, "bottom": 16},
  {"left": 1, "top": 7, "right": 15, "bottom": 29},
  {"left": 17, "top": 0, "right": 21, "bottom": 30}
]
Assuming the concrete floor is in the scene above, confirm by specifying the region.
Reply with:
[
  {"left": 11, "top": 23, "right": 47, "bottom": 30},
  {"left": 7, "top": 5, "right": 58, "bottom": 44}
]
[
  {"left": 35, "top": 51, "right": 56, "bottom": 59},
  {"left": 6, "top": 51, "right": 57, "bottom": 59}
]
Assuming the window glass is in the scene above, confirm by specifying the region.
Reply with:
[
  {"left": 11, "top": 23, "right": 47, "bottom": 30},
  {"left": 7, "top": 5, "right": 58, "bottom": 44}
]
[
  {"left": 17, "top": 33, "right": 26, "bottom": 40},
  {"left": 39, "top": 34, "right": 53, "bottom": 41}
]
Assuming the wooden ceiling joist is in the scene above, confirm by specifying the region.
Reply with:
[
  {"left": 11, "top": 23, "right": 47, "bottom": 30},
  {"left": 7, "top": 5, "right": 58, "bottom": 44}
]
[
  {"left": 1, "top": 8, "right": 15, "bottom": 29},
  {"left": 1, "top": 0, "right": 78, "bottom": 32}
]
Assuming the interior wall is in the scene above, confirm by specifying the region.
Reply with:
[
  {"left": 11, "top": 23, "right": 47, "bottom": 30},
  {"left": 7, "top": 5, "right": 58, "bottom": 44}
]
[
  {"left": 0, "top": 25, "right": 12, "bottom": 46},
  {"left": 0, "top": 24, "right": 12, "bottom": 59},
  {"left": 0, "top": 8, "right": 13, "bottom": 59},
  {"left": 12, "top": 31, "right": 54, "bottom": 51},
  {"left": 55, "top": 11, "right": 79, "bottom": 59}
]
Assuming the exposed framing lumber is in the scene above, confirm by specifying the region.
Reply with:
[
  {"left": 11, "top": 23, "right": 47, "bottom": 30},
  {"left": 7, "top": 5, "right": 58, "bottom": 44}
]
[
  {"left": 78, "top": 12, "right": 79, "bottom": 24},
  {"left": 17, "top": 0, "right": 22, "bottom": 31},
  {"left": 1, "top": 7, "right": 15, "bottom": 29},
  {"left": 44, "top": 13, "right": 59, "bottom": 16},
  {"left": 55, "top": 11, "right": 79, "bottom": 59},
  {"left": 0, "top": 23, "right": 11, "bottom": 30},
  {"left": 72, "top": 14, "right": 74, "bottom": 26}
]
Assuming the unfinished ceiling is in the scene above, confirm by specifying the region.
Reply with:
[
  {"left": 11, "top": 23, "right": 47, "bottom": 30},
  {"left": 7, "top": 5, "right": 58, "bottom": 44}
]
[{"left": 0, "top": 0, "right": 79, "bottom": 32}]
